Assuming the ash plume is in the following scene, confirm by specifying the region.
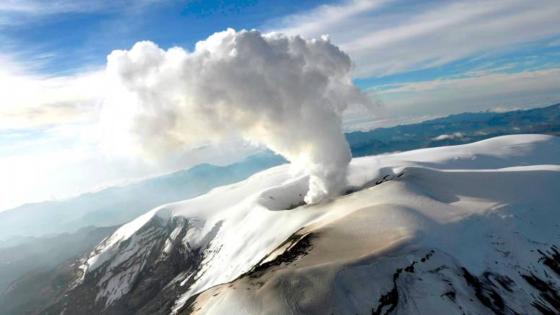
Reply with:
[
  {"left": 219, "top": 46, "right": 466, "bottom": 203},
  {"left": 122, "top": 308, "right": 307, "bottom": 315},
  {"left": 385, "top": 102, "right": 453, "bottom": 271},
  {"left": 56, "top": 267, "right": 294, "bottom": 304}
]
[{"left": 102, "top": 29, "right": 372, "bottom": 203}]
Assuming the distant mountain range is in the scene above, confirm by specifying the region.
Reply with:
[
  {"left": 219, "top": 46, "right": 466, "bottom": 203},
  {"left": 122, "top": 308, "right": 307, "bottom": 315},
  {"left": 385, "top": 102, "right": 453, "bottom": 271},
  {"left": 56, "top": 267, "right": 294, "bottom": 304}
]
[
  {"left": 0, "top": 226, "right": 117, "bottom": 314},
  {"left": 347, "top": 102, "right": 560, "bottom": 157},
  {"left": 0, "top": 153, "right": 284, "bottom": 247},
  {"left": 1, "top": 103, "right": 559, "bottom": 247}
]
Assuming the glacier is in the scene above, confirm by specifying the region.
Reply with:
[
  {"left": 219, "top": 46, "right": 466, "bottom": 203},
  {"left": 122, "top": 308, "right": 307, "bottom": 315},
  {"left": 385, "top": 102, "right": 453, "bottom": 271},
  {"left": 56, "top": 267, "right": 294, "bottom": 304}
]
[{"left": 52, "top": 134, "right": 560, "bottom": 315}]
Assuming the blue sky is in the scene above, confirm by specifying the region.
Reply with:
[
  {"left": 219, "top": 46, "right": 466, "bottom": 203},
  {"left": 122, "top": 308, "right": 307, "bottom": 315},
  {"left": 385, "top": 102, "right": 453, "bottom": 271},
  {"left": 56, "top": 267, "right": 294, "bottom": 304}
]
[
  {"left": 1, "top": 0, "right": 329, "bottom": 74},
  {"left": 0, "top": 0, "right": 559, "bottom": 210}
]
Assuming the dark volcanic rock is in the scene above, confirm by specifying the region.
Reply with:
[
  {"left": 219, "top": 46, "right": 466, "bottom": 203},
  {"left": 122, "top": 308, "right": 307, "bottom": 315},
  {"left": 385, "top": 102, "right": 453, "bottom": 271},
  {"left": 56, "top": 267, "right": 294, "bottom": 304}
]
[{"left": 45, "top": 217, "right": 217, "bottom": 315}]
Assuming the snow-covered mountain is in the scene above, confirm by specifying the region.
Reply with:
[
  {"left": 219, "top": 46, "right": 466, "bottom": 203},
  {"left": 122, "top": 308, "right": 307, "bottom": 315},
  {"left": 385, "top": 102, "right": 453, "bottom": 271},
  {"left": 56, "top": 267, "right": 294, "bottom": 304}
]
[
  {"left": 47, "top": 134, "right": 560, "bottom": 315},
  {"left": 2, "top": 102, "right": 558, "bottom": 246}
]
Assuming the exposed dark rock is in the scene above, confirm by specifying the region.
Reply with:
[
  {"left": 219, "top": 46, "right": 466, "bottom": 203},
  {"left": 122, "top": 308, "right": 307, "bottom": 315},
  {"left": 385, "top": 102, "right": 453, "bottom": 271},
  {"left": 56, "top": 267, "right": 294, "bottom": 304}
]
[
  {"left": 461, "top": 268, "right": 506, "bottom": 315},
  {"left": 179, "top": 231, "right": 316, "bottom": 314},
  {"left": 372, "top": 250, "right": 435, "bottom": 315},
  {"left": 247, "top": 231, "right": 315, "bottom": 279},
  {"left": 538, "top": 246, "right": 560, "bottom": 276},
  {"left": 442, "top": 290, "right": 457, "bottom": 302},
  {"left": 489, "top": 274, "right": 515, "bottom": 293},
  {"left": 345, "top": 172, "right": 404, "bottom": 195},
  {"left": 44, "top": 217, "right": 217, "bottom": 315},
  {"left": 522, "top": 273, "right": 560, "bottom": 314}
]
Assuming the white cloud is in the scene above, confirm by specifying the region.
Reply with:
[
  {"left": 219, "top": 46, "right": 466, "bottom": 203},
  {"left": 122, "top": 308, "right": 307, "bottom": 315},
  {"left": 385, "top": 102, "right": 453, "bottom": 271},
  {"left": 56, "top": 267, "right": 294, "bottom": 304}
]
[
  {"left": 102, "top": 29, "right": 373, "bottom": 203},
  {"left": 433, "top": 132, "right": 464, "bottom": 141},
  {"left": 0, "top": 0, "right": 172, "bottom": 27},
  {"left": 0, "top": 61, "right": 263, "bottom": 210},
  {"left": 0, "top": 123, "right": 260, "bottom": 211},
  {"left": 374, "top": 67, "right": 560, "bottom": 117},
  {"left": 0, "top": 56, "right": 103, "bottom": 129},
  {"left": 0, "top": 0, "right": 169, "bottom": 15},
  {"left": 270, "top": 0, "right": 560, "bottom": 78},
  {"left": 271, "top": 0, "right": 390, "bottom": 37}
]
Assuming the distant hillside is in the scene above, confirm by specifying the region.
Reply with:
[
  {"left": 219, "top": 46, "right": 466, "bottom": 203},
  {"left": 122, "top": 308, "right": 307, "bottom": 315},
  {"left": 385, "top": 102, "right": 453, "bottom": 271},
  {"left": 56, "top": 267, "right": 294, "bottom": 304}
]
[
  {"left": 347, "top": 103, "right": 560, "bottom": 156},
  {"left": 0, "top": 154, "right": 284, "bottom": 244},
  {"left": 0, "top": 226, "right": 117, "bottom": 304}
]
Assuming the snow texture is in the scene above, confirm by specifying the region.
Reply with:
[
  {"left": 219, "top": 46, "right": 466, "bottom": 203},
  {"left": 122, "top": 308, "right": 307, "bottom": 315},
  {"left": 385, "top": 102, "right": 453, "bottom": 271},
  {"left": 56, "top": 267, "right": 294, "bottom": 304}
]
[{"left": 80, "top": 134, "right": 560, "bottom": 314}]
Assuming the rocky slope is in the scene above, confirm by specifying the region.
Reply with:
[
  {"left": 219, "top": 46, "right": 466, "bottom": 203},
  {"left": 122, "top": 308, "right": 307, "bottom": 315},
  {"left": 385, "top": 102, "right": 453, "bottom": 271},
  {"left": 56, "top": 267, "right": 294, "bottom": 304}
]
[{"left": 48, "top": 134, "right": 560, "bottom": 315}]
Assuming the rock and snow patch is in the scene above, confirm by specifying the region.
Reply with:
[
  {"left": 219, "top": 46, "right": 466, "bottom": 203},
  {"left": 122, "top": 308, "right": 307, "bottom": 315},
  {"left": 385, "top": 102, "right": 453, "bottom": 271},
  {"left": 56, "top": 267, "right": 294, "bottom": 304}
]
[{"left": 72, "top": 134, "right": 560, "bottom": 315}]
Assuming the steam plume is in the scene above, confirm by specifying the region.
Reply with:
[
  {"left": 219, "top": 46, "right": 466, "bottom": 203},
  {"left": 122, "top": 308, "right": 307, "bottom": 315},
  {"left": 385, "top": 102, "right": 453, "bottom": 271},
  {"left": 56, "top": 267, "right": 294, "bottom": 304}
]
[{"left": 102, "top": 29, "right": 371, "bottom": 203}]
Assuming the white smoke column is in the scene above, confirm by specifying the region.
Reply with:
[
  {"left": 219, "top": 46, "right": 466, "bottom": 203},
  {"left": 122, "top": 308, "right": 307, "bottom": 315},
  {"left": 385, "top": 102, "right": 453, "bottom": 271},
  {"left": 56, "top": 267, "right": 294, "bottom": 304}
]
[{"left": 102, "top": 29, "right": 372, "bottom": 204}]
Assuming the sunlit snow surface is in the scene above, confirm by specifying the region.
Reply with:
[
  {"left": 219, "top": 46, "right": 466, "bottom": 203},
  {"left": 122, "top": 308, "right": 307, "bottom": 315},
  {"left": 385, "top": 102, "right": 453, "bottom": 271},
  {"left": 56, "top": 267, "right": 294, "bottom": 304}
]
[{"left": 81, "top": 134, "right": 560, "bottom": 314}]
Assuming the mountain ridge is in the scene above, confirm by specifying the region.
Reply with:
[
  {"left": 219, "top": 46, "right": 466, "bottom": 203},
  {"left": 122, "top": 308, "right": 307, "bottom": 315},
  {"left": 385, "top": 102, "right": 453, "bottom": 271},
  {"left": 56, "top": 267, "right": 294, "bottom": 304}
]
[{"left": 43, "top": 134, "right": 560, "bottom": 315}]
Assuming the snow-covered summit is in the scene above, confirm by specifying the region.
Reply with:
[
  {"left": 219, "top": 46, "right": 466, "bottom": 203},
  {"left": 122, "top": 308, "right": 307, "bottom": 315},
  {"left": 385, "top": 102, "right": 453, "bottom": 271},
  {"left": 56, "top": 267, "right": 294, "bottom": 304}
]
[{"left": 54, "top": 134, "right": 560, "bottom": 315}]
